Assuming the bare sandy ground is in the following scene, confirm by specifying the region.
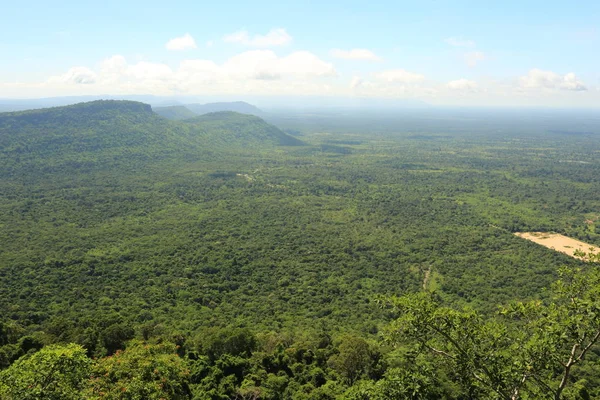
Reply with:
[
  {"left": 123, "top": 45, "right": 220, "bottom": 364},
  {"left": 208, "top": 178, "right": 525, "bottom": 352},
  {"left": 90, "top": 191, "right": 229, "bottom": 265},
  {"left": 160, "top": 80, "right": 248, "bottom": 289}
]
[{"left": 515, "top": 232, "right": 600, "bottom": 260}]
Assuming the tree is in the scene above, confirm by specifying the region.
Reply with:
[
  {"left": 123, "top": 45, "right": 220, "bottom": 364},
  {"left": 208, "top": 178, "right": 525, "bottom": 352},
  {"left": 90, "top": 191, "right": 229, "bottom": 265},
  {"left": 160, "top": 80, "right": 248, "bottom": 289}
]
[
  {"left": 200, "top": 328, "right": 257, "bottom": 361},
  {"left": 0, "top": 343, "right": 91, "bottom": 400},
  {"left": 328, "top": 335, "right": 374, "bottom": 385},
  {"left": 84, "top": 340, "right": 191, "bottom": 399},
  {"left": 381, "top": 263, "right": 600, "bottom": 399},
  {"left": 100, "top": 323, "right": 135, "bottom": 356}
]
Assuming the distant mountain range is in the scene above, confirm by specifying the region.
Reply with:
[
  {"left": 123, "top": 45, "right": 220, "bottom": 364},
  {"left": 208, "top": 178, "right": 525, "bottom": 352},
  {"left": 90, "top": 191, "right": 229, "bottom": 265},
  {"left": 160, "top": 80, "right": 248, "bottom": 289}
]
[
  {"left": 151, "top": 105, "right": 199, "bottom": 120},
  {"left": 185, "top": 101, "right": 262, "bottom": 116},
  {"left": 153, "top": 101, "right": 263, "bottom": 120},
  {"left": 0, "top": 94, "right": 433, "bottom": 114}
]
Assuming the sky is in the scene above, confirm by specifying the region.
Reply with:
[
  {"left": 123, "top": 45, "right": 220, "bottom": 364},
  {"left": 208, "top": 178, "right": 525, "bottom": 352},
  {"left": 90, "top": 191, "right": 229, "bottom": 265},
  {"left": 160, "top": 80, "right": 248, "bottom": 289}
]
[{"left": 1, "top": 0, "right": 599, "bottom": 107}]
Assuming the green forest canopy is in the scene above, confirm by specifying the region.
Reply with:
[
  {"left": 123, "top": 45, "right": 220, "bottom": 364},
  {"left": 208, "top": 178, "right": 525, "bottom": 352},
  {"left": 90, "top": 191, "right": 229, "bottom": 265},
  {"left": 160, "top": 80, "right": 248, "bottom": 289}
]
[{"left": 1, "top": 101, "right": 600, "bottom": 398}]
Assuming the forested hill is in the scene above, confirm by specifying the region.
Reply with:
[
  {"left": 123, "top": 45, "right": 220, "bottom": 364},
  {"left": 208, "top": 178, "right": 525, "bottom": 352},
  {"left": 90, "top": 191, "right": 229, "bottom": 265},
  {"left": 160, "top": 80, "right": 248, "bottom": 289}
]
[
  {"left": 185, "top": 111, "right": 305, "bottom": 147},
  {"left": 0, "top": 100, "right": 156, "bottom": 128},
  {"left": 152, "top": 105, "right": 198, "bottom": 120},
  {"left": 0, "top": 100, "right": 303, "bottom": 176},
  {"left": 0, "top": 100, "right": 193, "bottom": 177}
]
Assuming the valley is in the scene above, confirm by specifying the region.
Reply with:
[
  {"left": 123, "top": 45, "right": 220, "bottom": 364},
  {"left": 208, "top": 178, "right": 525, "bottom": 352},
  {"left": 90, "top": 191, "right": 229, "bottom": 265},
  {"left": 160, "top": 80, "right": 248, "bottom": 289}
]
[{"left": 1, "top": 102, "right": 600, "bottom": 398}]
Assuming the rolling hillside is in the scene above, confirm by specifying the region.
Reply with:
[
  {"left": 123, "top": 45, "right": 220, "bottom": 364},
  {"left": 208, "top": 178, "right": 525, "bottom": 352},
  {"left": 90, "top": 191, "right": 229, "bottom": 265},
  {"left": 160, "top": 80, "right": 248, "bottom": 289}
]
[
  {"left": 184, "top": 111, "right": 305, "bottom": 147},
  {"left": 0, "top": 101, "right": 304, "bottom": 177},
  {"left": 152, "top": 105, "right": 198, "bottom": 120}
]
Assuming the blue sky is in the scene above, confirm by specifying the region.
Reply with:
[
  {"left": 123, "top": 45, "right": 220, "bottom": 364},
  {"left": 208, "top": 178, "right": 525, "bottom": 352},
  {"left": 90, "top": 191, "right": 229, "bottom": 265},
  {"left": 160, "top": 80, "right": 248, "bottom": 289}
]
[{"left": 1, "top": 0, "right": 599, "bottom": 106}]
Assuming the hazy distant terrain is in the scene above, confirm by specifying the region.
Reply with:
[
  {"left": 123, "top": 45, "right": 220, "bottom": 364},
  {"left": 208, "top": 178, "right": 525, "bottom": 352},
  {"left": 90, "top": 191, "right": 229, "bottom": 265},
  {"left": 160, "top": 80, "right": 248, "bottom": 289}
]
[
  {"left": 152, "top": 105, "right": 198, "bottom": 120},
  {"left": 185, "top": 101, "right": 262, "bottom": 116},
  {"left": 153, "top": 101, "right": 264, "bottom": 121}
]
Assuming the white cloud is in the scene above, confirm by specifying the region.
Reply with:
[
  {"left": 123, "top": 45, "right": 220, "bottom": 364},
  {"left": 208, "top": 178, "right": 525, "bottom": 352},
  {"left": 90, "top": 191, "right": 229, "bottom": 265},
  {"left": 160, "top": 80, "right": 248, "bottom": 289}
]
[
  {"left": 464, "top": 51, "right": 486, "bottom": 67},
  {"left": 562, "top": 72, "right": 587, "bottom": 91},
  {"left": 219, "top": 50, "right": 336, "bottom": 80},
  {"left": 128, "top": 62, "right": 174, "bottom": 80},
  {"left": 276, "top": 51, "right": 336, "bottom": 77},
  {"left": 446, "top": 78, "right": 478, "bottom": 92},
  {"left": 165, "top": 33, "right": 197, "bottom": 51},
  {"left": 48, "top": 67, "right": 97, "bottom": 84},
  {"left": 376, "top": 69, "right": 425, "bottom": 84},
  {"left": 350, "top": 76, "right": 363, "bottom": 89},
  {"left": 519, "top": 69, "right": 587, "bottom": 91},
  {"left": 42, "top": 51, "right": 336, "bottom": 97},
  {"left": 10, "top": 64, "right": 598, "bottom": 106},
  {"left": 445, "top": 37, "right": 476, "bottom": 47},
  {"left": 36, "top": 57, "right": 584, "bottom": 104},
  {"left": 330, "top": 48, "right": 381, "bottom": 61},
  {"left": 99, "top": 56, "right": 174, "bottom": 84},
  {"left": 178, "top": 59, "right": 220, "bottom": 75},
  {"left": 101, "top": 55, "right": 127, "bottom": 71},
  {"left": 222, "top": 50, "right": 278, "bottom": 79},
  {"left": 223, "top": 28, "right": 292, "bottom": 47},
  {"left": 98, "top": 55, "right": 128, "bottom": 85}
]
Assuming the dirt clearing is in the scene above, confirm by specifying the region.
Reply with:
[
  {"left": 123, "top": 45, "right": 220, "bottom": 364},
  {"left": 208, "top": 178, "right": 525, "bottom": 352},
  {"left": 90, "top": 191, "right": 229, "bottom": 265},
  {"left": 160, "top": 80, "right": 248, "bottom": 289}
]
[{"left": 515, "top": 232, "right": 600, "bottom": 260}]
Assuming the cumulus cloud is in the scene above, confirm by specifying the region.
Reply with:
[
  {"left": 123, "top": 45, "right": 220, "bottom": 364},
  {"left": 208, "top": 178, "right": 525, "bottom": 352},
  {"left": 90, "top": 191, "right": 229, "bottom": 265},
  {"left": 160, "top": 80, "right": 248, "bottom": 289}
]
[
  {"left": 445, "top": 37, "right": 476, "bottom": 47},
  {"left": 561, "top": 73, "right": 587, "bottom": 91},
  {"left": 446, "top": 78, "right": 478, "bottom": 92},
  {"left": 276, "top": 51, "right": 336, "bottom": 77},
  {"left": 219, "top": 50, "right": 336, "bottom": 80},
  {"left": 223, "top": 28, "right": 292, "bottom": 47},
  {"left": 376, "top": 69, "right": 425, "bottom": 84},
  {"left": 44, "top": 50, "right": 336, "bottom": 96},
  {"left": 165, "top": 33, "right": 197, "bottom": 51},
  {"left": 101, "top": 55, "right": 127, "bottom": 72},
  {"left": 99, "top": 56, "right": 174, "bottom": 84},
  {"left": 519, "top": 69, "right": 587, "bottom": 91},
  {"left": 464, "top": 51, "right": 486, "bottom": 67},
  {"left": 48, "top": 66, "right": 97, "bottom": 84},
  {"left": 178, "top": 59, "right": 220, "bottom": 76},
  {"left": 128, "top": 62, "right": 173, "bottom": 80},
  {"left": 330, "top": 48, "right": 381, "bottom": 61},
  {"left": 350, "top": 76, "right": 363, "bottom": 89}
]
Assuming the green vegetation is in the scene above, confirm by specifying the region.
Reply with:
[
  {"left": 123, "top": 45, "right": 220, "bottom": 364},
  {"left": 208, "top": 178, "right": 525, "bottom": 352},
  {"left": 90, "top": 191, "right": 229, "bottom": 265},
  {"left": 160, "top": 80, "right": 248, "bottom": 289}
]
[
  {"left": 382, "top": 263, "right": 600, "bottom": 399},
  {"left": 1, "top": 101, "right": 600, "bottom": 398},
  {"left": 184, "top": 111, "right": 305, "bottom": 147},
  {"left": 0, "top": 343, "right": 91, "bottom": 399},
  {"left": 154, "top": 105, "right": 198, "bottom": 121}
]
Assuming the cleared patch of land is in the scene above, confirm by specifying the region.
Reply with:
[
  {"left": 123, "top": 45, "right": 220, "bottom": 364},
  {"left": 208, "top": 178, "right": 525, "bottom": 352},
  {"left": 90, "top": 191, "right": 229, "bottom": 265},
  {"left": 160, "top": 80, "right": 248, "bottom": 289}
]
[{"left": 515, "top": 232, "right": 600, "bottom": 260}]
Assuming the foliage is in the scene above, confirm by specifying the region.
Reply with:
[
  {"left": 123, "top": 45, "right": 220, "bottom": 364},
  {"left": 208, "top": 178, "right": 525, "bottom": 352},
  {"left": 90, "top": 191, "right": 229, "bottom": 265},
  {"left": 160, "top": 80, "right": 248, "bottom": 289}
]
[
  {"left": 382, "top": 262, "right": 600, "bottom": 399},
  {"left": 184, "top": 111, "right": 305, "bottom": 146},
  {"left": 0, "top": 343, "right": 91, "bottom": 400},
  {"left": 85, "top": 340, "right": 191, "bottom": 399},
  {"left": 327, "top": 335, "right": 376, "bottom": 385},
  {"left": 1, "top": 102, "right": 600, "bottom": 397}
]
